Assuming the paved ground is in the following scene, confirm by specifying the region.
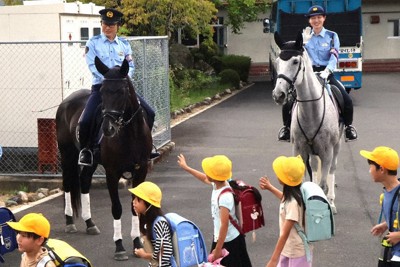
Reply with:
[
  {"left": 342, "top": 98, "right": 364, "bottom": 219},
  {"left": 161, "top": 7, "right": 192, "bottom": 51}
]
[{"left": 2, "top": 73, "right": 400, "bottom": 267}]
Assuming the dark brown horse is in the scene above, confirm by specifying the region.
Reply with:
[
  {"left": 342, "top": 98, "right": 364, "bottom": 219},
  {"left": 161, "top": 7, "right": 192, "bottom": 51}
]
[{"left": 56, "top": 57, "right": 152, "bottom": 261}]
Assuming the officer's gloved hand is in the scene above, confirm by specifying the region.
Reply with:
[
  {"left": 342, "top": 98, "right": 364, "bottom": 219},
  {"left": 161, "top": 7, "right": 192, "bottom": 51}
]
[
  {"left": 302, "top": 27, "right": 312, "bottom": 44},
  {"left": 320, "top": 68, "right": 331, "bottom": 80}
]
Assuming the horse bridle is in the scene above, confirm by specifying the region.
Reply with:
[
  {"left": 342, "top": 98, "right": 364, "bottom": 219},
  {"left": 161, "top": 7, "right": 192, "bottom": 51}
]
[
  {"left": 277, "top": 56, "right": 304, "bottom": 102},
  {"left": 101, "top": 78, "right": 142, "bottom": 130}
]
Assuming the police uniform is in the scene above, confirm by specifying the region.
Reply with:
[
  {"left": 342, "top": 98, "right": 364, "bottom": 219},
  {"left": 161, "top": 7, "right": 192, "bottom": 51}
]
[
  {"left": 78, "top": 8, "right": 156, "bottom": 166},
  {"left": 278, "top": 5, "right": 357, "bottom": 142}
]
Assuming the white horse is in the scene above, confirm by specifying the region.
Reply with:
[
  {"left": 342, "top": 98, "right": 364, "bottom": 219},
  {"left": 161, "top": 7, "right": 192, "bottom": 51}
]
[{"left": 272, "top": 32, "right": 344, "bottom": 213}]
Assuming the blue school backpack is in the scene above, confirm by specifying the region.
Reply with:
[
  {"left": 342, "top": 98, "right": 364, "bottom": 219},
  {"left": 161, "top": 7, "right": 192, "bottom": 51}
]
[
  {"left": 294, "top": 182, "right": 335, "bottom": 261},
  {"left": 0, "top": 207, "right": 18, "bottom": 263},
  {"left": 153, "top": 213, "right": 208, "bottom": 267}
]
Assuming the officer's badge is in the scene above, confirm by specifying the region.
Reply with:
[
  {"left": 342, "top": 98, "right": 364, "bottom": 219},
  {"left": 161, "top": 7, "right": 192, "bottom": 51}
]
[
  {"left": 107, "top": 11, "right": 113, "bottom": 18},
  {"left": 125, "top": 55, "right": 133, "bottom": 62}
]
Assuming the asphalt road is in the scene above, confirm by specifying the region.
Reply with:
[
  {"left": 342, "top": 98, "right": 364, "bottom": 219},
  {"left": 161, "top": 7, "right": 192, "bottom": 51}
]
[{"left": 3, "top": 73, "right": 400, "bottom": 267}]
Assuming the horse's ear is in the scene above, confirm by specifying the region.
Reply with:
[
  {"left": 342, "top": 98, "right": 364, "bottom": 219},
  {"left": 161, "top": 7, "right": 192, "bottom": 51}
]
[
  {"left": 120, "top": 59, "right": 129, "bottom": 77},
  {"left": 274, "top": 31, "right": 285, "bottom": 49},
  {"left": 295, "top": 31, "right": 303, "bottom": 50},
  {"left": 95, "top": 56, "right": 109, "bottom": 76}
]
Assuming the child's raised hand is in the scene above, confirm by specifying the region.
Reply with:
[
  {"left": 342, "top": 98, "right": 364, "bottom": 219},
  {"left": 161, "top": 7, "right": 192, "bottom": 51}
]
[
  {"left": 177, "top": 153, "right": 188, "bottom": 169},
  {"left": 259, "top": 176, "right": 272, "bottom": 191}
]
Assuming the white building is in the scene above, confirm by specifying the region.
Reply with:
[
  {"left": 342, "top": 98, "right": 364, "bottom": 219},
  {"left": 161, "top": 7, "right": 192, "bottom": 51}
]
[
  {"left": 0, "top": 0, "right": 103, "bottom": 42},
  {"left": 0, "top": 0, "right": 104, "bottom": 147}
]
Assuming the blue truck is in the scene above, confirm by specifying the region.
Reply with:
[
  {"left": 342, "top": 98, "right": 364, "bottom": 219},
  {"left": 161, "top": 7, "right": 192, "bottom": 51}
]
[{"left": 264, "top": 0, "right": 363, "bottom": 91}]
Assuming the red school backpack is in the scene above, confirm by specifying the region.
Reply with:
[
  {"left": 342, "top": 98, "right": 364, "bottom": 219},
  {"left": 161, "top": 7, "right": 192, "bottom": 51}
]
[{"left": 218, "top": 180, "right": 265, "bottom": 237}]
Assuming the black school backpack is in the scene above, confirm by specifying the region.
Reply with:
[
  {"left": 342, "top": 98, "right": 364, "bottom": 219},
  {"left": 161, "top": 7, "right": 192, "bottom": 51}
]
[{"left": 0, "top": 207, "right": 18, "bottom": 263}]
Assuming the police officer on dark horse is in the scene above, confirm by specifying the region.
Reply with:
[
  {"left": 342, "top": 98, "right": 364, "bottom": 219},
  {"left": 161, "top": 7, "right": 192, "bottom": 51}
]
[{"left": 79, "top": 8, "right": 159, "bottom": 166}]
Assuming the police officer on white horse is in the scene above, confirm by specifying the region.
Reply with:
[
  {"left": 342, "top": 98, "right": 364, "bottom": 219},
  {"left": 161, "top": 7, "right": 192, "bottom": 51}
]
[{"left": 278, "top": 5, "right": 358, "bottom": 143}]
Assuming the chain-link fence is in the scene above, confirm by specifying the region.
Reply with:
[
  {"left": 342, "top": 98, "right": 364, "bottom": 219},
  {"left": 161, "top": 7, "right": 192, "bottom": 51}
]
[{"left": 0, "top": 36, "right": 170, "bottom": 176}]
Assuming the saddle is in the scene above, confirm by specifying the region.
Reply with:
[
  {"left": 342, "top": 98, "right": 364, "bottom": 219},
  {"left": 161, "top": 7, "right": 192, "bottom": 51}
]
[
  {"left": 76, "top": 102, "right": 151, "bottom": 163},
  {"left": 316, "top": 76, "right": 345, "bottom": 122}
]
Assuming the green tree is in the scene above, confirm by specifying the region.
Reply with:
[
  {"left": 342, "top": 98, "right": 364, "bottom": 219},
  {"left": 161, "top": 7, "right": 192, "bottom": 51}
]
[
  {"left": 3, "top": 0, "right": 22, "bottom": 5},
  {"left": 212, "top": 0, "right": 269, "bottom": 34},
  {"left": 120, "top": 0, "right": 217, "bottom": 42}
]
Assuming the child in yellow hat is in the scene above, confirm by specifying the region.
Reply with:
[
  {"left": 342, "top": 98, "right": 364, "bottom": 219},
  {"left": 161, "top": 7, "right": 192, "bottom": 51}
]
[
  {"left": 177, "top": 154, "right": 252, "bottom": 267},
  {"left": 360, "top": 146, "right": 400, "bottom": 265},
  {"left": 7, "top": 213, "right": 56, "bottom": 267},
  {"left": 128, "top": 181, "right": 173, "bottom": 267},
  {"left": 259, "top": 155, "right": 311, "bottom": 267}
]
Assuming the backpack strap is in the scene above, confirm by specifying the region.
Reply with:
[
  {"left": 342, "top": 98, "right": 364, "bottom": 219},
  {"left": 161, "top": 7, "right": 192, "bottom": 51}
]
[
  {"left": 152, "top": 216, "right": 178, "bottom": 267},
  {"left": 294, "top": 223, "right": 311, "bottom": 262},
  {"left": 36, "top": 255, "right": 52, "bottom": 267},
  {"left": 152, "top": 216, "right": 166, "bottom": 266},
  {"left": 379, "top": 185, "right": 400, "bottom": 230},
  {"left": 217, "top": 188, "right": 244, "bottom": 235},
  {"left": 285, "top": 198, "right": 311, "bottom": 263}
]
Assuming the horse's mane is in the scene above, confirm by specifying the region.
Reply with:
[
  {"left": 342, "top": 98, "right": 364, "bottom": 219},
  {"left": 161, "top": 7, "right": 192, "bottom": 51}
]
[{"left": 126, "top": 75, "right": 140, "bottom": 107}]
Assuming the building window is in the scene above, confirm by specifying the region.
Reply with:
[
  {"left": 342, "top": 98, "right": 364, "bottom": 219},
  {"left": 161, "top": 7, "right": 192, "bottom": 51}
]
[
  {"left": 93, "top": 27, "right": 101, "bottom": 36},
  {"left": 388, "top": 19, "right": 399, "bottom": 37},
  {"left": 176, "top": 17, "right": 226, "bottom": 49},
  {"left": 80, "top": 27, "right": 89, "bottom": 41},
  {"left": 212, "top": 17, "right": 225, "bottom": 48}
]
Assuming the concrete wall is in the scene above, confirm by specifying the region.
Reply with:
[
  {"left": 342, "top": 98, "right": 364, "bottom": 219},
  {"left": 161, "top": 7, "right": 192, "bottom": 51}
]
[
  {"left": 222, "top": 10, "right": 272, "bottom": 64},
  {"left": 362, "top": 3, "right": 400, "bottom": 60}
]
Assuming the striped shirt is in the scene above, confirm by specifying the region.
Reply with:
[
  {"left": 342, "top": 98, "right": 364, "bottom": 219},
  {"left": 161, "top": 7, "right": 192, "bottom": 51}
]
[{"left": 151, "top": 219, "right": 173, "bottom": 267}]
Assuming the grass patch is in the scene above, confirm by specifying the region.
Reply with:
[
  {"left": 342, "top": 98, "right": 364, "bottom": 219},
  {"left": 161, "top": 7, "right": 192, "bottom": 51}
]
[
  {"left": 170, "top": 82, "right": 231, "bottom": 111},
  {"left": 170, "top": 67, "right": 233, "bottom": 112}
]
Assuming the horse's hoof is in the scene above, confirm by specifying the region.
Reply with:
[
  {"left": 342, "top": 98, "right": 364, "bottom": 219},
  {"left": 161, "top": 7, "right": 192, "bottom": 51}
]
[
  {"left": 114, "top": 251, "right": 128, "bottom": 261},
  {"left": 331, "top": 205, "right": 337, "bottom": 214},
  {"left": 86, "top": 226, "right": 100, "bottom": 235},
  {"left": 328, "top": 200, "right": 337, "bottom": 214},
  {"left": 65, "top": 224, "right": 77, "bottom": 233}
]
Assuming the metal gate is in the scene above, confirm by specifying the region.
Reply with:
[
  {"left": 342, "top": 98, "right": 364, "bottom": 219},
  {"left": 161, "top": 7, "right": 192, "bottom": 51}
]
[{"left": 0, "top": 36, "right": 170, "bottom": 176}]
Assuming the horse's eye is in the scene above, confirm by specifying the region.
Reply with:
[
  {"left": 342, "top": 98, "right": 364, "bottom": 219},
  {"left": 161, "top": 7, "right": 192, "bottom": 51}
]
[{"left": 293, "top": 59, "right": 299, "bottom": 65}]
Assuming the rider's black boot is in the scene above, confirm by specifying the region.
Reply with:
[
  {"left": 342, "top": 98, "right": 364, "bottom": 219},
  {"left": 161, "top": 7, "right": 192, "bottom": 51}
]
[
  {"left": 345, "top": 125, "right": 358, "bottom": 142},
  {"left": 150, "top": 152, "right": 160, "bottom": 159},
  {"left": 278, "top": 126, "right": 290, "bottom": 142},
  {"left": 78, "top": 148, "right": 93, "bottom": 166}
]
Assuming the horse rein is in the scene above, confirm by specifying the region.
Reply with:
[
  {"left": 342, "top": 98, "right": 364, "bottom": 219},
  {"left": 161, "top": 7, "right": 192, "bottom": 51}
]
[
  {"left": 296, "top": 71, "right": 327, "bottom": 152},
  {"left": 102, "top": 77, "right": 142, "bottom": 129},
  {"left": 277, "top": 54, "right": 327, "bottom": 152}
]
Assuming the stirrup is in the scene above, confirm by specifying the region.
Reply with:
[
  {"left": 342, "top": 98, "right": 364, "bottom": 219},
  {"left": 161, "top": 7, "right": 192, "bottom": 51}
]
[
  {"left": 344, "top": 125, "right": 358, "bottom": 142},
  {"left": 149, "top": 145, "right": 160, "bottom": 160},
  {"left": 278, "top": 126, "right": 290, "bottom": 142},
  {"left": 78, "top": 148, "right": 93, "bottom": 166}
]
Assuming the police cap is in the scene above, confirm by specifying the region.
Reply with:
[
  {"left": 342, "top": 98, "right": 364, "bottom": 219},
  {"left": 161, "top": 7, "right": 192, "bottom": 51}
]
[
  {"left": 306, "top": 5, "right": 326, "bottom": 18},
  {"left": 99, "top": 8, "right": 123, "bottom": 24}
]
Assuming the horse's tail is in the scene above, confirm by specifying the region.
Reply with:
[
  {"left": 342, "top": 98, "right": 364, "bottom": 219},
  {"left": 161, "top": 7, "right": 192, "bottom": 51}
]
[{"left": 59, "top": 143, "right": 81, "bottom": 217}]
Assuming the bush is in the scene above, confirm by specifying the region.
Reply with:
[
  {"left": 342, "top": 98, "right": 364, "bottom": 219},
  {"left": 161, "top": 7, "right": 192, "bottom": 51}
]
[
  {"left": 219, "top": 69, "right": 240, "bottom": 89},
  {"left": 199, "top": 40, "right": 220, "bottom": 64},
  {"left": 220, "top": 55, "right": 251, "bottom": 82}
]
